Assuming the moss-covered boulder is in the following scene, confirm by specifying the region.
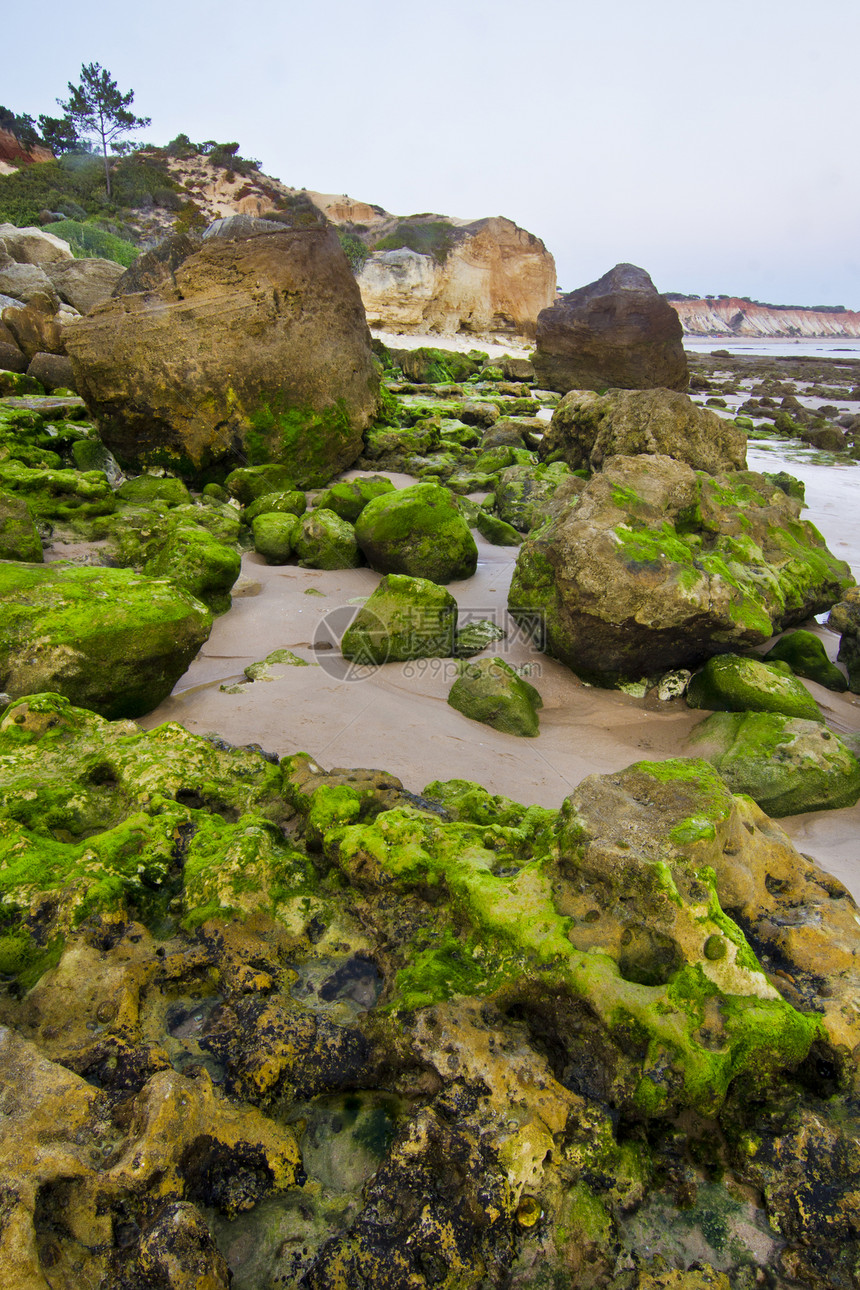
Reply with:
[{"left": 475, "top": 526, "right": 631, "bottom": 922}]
[
  {"left": 355, "top": 482, "right": 478, "bottom": 583},
  {"left": 390, "top": 346, "right": 486, "bottom": 384},
  {"left": 474, "top": 509, "right": 522, "bottom": 546},
  {"left": 447, "top": 656, "right": 542, "bottom": 736},
  {"left": 313, "top": 474, "right": 395, "bottom": 522},
  {"left": 64, "top": 223, "right": 379, "bottom": 486},
  {"left": 342, "top": 574, "right": 458, "bottom": 665},
  {"left": 115, "top": 474, "right": 192, "bottom": 508},
  {"left": 252, "top": 511, "right": 300, "bottom": 564},
  {"left": 509, "top": 454, "right": 853, "bottom": 684},
  {"left": 0, "top": 563, "right": 211, "bottom": 718},
  {"left": 686, "top": 710, "right": 860, "bottom": 816},
  {"left": 763, "top": 628, "right": 848, "bottom": 692},
  {"left": 225, "top": 464, "right": 298, "bottom": 505},
  {"left": 686, "top": 654, "right": 823, "bottom": 721},
  {"left": 540, "top": 387, "right": 747, "bottom": 475},
  {"left": 142, "top": 522, "right": 241, "bottom": 614},
  {"left": 454, "top": 618, "right": 507, "bottom": 657},
  {"left": 0, "top": 460, "right": 115, "bottom": 523},
  {"left": 293, "top": 508, "right": 361, "bottom": 570},
  {"left": 0, "top": 492, "right": 42, "bottom": 561},
  {"left": 494, "top": 461, "right": 580, "bottom": 532},
  {"left": 242, "top": 489, "right": 307, "bottom": 523}
]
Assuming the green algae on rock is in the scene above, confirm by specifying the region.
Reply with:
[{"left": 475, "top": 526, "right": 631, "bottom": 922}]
[
  {"left": 1, "top": 692, "right": 859, "bottom": 1287},
  {"left": 509, "top": 454, "right": 853, "bottom": 685},
  {"left": 342, "top": 573, "right": 458, "bottom": 664},
  {"left": 0, "top": 564, "right": 211, "bottom": 718},
  {"left": 686, "top": 654, "right": 823, "bottom": 721},
  {"left": 355, "top": 481, "right": 478, "bottom": 583},
  {"left": 313, "top": 474, "right": 395, "bottom": 523},
  {"left": 763, "top": 628, "right": 848, "bottom": 692},
  {"left": 251, "top": 510, "right": 300, "bottom": 564},
  {"left": 293, "top": 507, "right": 362, "bottom": 570},
  {"left": 686, "top": 710, "right": 860, "bottom": 816},
  {"left": 0, "top": 492, "right": 42, "bottom": 561},
  {"left": 447, "top": 656, "right": 543, "bottom": 736}
]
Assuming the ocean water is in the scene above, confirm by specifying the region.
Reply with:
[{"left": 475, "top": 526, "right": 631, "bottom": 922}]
[{"left": 684, "top": 337, "right": 860, "bottom": 361}]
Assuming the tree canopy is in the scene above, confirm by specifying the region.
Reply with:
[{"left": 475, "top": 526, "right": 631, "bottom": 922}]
[{"left": 57, "top": 63, "right": 150, "bottom": 197}]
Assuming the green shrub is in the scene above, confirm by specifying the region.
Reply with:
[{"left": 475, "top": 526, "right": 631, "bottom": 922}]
[
  {"left": 46, "top": 219, "right": 139, "bottom": 266},
  {"left": 373, "top": 219, "right": 457, "bottom": 263},
  {"left": 337, "top": 229, "right": 370, "bottom": 272}
]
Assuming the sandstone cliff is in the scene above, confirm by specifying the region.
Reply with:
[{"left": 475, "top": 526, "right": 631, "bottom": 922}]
[
  {"left": 354, "top": 215, "right": 556, "bottom": 337},
  {"left": 670, "top": 296, "right": 860, "bottom": 339}
]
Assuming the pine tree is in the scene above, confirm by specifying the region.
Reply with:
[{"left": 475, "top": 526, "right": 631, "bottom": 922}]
[{"left": 58, "top": 63, "right": 150, "bottom": 198}]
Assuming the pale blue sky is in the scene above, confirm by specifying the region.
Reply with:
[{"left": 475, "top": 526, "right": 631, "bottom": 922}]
[{"left": 5, "top": 0, "right": 858, "bottom": 307}]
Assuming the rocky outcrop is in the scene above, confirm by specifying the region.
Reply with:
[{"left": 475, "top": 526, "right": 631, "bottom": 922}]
[
  {"left": 533, "top": 263, "right": 688, "bottom": 393},
  {"left": 539, "top": 387, "right": 747, "bottom": 476},
  {"left": 671, "top": 296, "right": 860, "bottom": 338},
  {"left": 1, "top": 693, "right": 859, "bottom": 1287},
  {"left": 0, "top": 563, "right": 212, "bottom": 718},
  {"left": 508, "top": 453, "right": 853, "bottom": 683},
  {"left": 64, "top": 220, "right": 379, "bottom": 486},
  {"left": 356, "top": 216, "right": 556, "bottom": 336}
]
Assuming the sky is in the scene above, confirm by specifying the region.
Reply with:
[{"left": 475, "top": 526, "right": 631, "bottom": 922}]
[{"left": 4, "top": 0, "right": 859, "bottom": 308}]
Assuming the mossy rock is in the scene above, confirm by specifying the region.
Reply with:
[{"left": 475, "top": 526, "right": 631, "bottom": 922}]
[
  {"left": 0, "top": 563, "right": 212, "bottom": 718},
  {"left": 244, "top": 648, "right": 310, "bottom": 680},
  {"left": 454, "top": 619, "right": 507, "bottom": 657},
  {"left": 0, "top": 371, "right": 44, "bottom": 397},
  {"left": 116, "top": 475, "right": 192, "bottom": 508},
  {"left": 764, "top": 629, "right": 848, "bottom": 692},
  {"left": 494, "top": 461, "right": 574, "bottom": 532},
  {"left": 226, "top": 465, "right": 298, "bottom": 505},
  {"left": 686, "top": 654, "right": 823, "bottom": 721},
  {"left": 143, "top": 522, "right": 241, "bottom": 614},
  {"left": 242, "top": 489, "right": 307, "bottom": 523},
  {"left": 355, "top": 483, "right": 478, "bottom": 584},
  {"left": 293, "top": 508, "right": 361, "bottom": 570},
  {"left": 313, "top": 475, "right": 394, "bottom": 523},
  {"left": 447, "top": 656, "right": 542, "bottom": 736},
  {"left": 0, "top": 460, "right": 116, "bottom": 523},
  {"left": 363, "top": 423, "right": 441, "bottom": 461},
  {"left": 474, "top": 510, "right": 522, "bottom": 546},
  {"left": 342, "top": 574, "right": 458, "bottom": 665},
  {"left": 252, "top": 512, "right": 300, "bottom": 564},
  {"left": 686, "top": 710, "right": 860, "bottom": 816},
  {"left": 70, "top": 437, "right": 122, "bottom": 481},
  {"left": 0, "top": 492, "right": 42, "bottom": 562}
]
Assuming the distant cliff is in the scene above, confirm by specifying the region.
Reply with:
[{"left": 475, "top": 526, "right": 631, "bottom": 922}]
[
  {"left": 0, "top": 128, "right": 54, "bottom": 176},
  {"left": 669, "top": 296, "right": 860, "bottom": 338}
]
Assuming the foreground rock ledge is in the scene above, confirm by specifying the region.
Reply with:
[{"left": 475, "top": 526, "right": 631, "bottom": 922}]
[{"left": 0, "top": 692, "right": 858, "bottom": 1287}]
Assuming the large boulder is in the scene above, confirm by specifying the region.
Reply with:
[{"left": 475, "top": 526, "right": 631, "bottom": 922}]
[
  {"left": 0, "top": 562, "right": 212, "bottom": 718},
  {"left": 447, "top": 656, "right": 542, "bottom": 736},
  {"left": 540, "top": 387, "right": 747, "bottom": 475},
  {"left": 355, "top": 482, "right": 478, "bottom": 582},
  {"left": 0, "top": 223, "right": 74, "bottom": 266},
  {"left": 508, "top": 454, "right": 853, "bottom": 682},
  {"left": 46, "top": 257, "right": 125, "bottom": 314},
  {"left": 532, "top": 263, "right": 688, "bottom": 393},
  {"left": 63, "top": 222, "right": 380, "bottom": 487}
]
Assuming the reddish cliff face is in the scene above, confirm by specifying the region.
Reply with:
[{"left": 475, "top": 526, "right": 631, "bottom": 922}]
[
  {"left": 672, "top": 297, "right": 860, "bottom": 338},
  {"left": 0, "top": 129, "right": 54, "bottom": 171}
]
